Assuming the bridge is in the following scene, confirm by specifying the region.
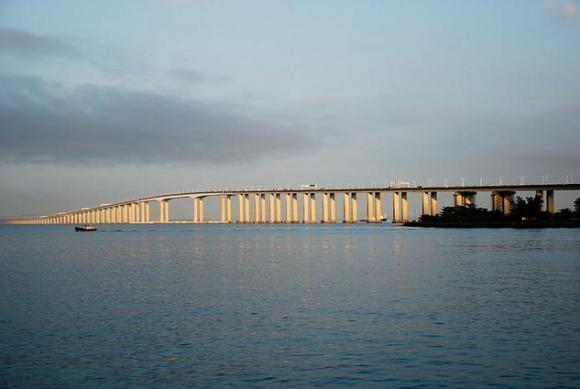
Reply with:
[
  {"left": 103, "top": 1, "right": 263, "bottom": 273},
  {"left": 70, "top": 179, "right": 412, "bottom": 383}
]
[{"left": 7, "top": 183, "right": 580, "bottom": 225}]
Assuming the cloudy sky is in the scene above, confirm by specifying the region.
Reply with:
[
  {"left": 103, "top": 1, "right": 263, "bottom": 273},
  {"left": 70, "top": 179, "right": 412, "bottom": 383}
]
[{"left": 1, "top": 0, "right": 579, "bottom": 218}]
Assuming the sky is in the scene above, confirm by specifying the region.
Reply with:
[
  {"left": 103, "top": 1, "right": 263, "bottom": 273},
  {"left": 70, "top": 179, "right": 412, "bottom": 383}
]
[{"left": 1, "top": 0, "right": 579, "bottom": 218}]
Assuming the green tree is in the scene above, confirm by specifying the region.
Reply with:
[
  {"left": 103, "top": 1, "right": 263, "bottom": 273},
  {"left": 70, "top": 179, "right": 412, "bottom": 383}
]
[
  {"left": 511, "top": 196, "right": 542, "bottom": 220},
  {"left": 574, "top": 198, "right": 580, "bottom": 215}
]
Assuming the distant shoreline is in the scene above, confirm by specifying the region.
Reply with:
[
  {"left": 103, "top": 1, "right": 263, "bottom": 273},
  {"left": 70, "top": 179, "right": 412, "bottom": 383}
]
[{"left": 404, "top": 221, "right": 580, "bottom": 229}]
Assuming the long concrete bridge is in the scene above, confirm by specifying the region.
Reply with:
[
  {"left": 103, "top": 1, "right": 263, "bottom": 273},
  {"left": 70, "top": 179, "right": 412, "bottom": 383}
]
[{"left": 7, "top": 183, "right": 580, "bottom": 225}]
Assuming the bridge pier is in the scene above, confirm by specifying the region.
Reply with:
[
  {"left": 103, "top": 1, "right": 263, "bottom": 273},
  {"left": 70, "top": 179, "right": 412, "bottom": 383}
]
[
  {"left": 254, "top": 193, "right": 262, "bottom": 223},
  {"left": 393, "top": 192, "right": 401, "bottom": 223},
  {"left": 260, "top": 194, "right": 267, "bottom": 223},
  {"left": 547, "top": 190, "right": 555, "bottom": 214},
  {"left": 422, "top": 192, "right": 430, "bottom": 216},
  {"left": 302, "top": 193, "right": 309, "bottom": 223},
  {"left": 492, "top": 191, "right": 515, "bottom": 215},
  {"left": 366, "top": 192, "right": 381, "bottom": 223},
  {"left": 343, "top": 193, "right": 351, "bottom": 223},
  {"left": 366, "top": 192, "right": 374, "bottom": 222},
  {"left": 291, "top": 193, "right": 298, "bottom": 222},
  {"left": 321, "top": 192, "right": 337, "bottom": 223},
  {"left": 402, "top": 192, "right": 408, "bottom": 222},
  {"left": 275, "top": 193, "right": 282, "bottom": 223},
  {"left": 269, "top": 193, "right": 275, "bottom": 223},
  {"left": 310, "top": 193, "right": 317, "bottom": 223},
  {"left": 219, "top": 194, "right": 232, "bottom": 223}
]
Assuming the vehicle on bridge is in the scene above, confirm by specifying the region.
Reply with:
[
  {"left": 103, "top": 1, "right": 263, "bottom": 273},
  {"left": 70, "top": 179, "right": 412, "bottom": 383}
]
[{"left": 390, "top": 180, "right": 411, "bottom": 188}]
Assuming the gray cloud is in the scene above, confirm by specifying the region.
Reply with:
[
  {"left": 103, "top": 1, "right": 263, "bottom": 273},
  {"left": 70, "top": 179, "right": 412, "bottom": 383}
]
[
  {"left": 170, "top": 68, "right": 229, "bottom": 84},
  {"left": 0, "top": 25, "right": 80, "bottom": 58},
  {"left": 0, "top": 74, "right": 314, "bottom": 164}
]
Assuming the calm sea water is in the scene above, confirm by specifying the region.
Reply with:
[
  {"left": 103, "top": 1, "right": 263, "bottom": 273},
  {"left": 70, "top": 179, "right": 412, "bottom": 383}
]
[{"left": 1, "top": 224, "right": 579, "bottom": 387}]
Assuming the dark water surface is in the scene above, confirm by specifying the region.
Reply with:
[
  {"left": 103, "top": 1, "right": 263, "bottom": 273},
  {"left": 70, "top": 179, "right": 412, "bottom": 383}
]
[{"left": 1, "top": 224, "right": 579, "bottom": 387}]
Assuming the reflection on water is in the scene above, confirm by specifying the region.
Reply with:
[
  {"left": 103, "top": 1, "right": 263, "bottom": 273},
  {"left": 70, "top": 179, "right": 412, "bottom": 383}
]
[{"left": 0, "top": 224, "right": 579, "bottom": 387}]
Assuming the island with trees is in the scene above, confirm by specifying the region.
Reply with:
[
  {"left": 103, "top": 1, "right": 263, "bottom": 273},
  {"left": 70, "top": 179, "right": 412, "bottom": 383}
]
[{"left": 405, "top": 197, "right": 580, "bottom": 228}]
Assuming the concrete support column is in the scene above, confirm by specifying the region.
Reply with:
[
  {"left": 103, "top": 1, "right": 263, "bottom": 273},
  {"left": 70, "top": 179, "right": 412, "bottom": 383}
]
[
  {"left": 158, "top": 201, "right": 169, "bottom": 223},
  {"left": 302, "top": 192, "right": 310, "bottom": 223},
  {"left": 401, "top": 192, "right": 409, "bottom": 222},
  {"left": 343, "top": 192, "right": 351, "bottom": 223},
  {"left": 285, "top": 193, "right": 291, "bottom": 223},
  {"left": 491, "top": 192, "right": 501, "bottom": 212},
  {"left": 199, "top": 198, "right": 204, "bottom": 223},
  {"left": 226, "top": 195, "right": 232, "bottom": 223},
  {"left": 495, "top": 191, "right": 514, "bottom": 215},
  {"left": 309, "top": 193, "right": 316, "bottom": 223},
  {"left": 269, "top": 193, "right": 275, "bottom": 223},
  {"left": 422, "top": 192, "right": 430, "bottom": 216},
  {"left": 260, "top": 194, "right": 267, "bottom": 223},
  {"left": 392, "top": 192, "right": 401, "bottom": 223},
  {"left": 322, "top": 193, "right": 329, "bottom": 223},
  {"left": 158, "top": 201, "right": 164, "bottom": 223},
  {"left": 275, "top": 194, "right": 282, "bottom": 223},
  {"left": 454, "top": 192, "right": 464, "bottom": 207},
  {"left": 193, "top": 197, "right": 204, "bottom": 223},
  {"left": 374, "top": 192, "right": 381, "bottom": 222},
  {"left": 292, "top": 193, "right": 298, "bottom": 223},
  {"left": 546, "top": 190, "right": 554, "bottom": 214},
  {"left": 238, "top": 194, "right": 245, "bottom": 223},
  {"left": 244, "top": 194, "right": 250, "bottom": 223},
  {"left": 219, "top": 195, "right": 226, "bottom": 222},
  {"left": 366, "top": 192, "right": 375, "bottom": 223},
  {"left": 432, "top": 192, "right": 439, "bottom": 216},
  {"left": 254, "top": 194, "right": 261, "bottom": 223},
  {"left": 503, "top": 195, "right": 511, "bottom": 215},
  {"left": 351, "top": 193, "right": 358, "bottom": 222},
  {"left": 458, "top": 192, "right": 476, "bottom": 207},
  {"left": 330, "top": 193, "right": 336, "bottom": 223}
]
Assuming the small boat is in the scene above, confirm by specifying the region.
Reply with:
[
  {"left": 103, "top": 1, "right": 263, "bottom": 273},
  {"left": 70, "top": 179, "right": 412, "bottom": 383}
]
[{"left": 75, "top": 225, "right": 97, "bottom": 232}]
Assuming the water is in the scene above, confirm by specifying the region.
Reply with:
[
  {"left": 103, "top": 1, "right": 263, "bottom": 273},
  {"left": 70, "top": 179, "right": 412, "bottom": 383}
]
[{"left": 1, "top": 224, "right": 579, "bottom": 387}]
